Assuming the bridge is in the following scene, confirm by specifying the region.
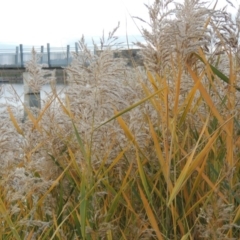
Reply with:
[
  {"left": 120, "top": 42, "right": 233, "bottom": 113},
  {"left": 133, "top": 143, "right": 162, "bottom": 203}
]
[{"left": 0, "top": 43, "right": 141, "bottom": 69}]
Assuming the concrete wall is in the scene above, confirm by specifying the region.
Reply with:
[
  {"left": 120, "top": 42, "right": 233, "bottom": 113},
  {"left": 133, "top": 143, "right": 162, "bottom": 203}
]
[
  {"left": 0, "top": 69, "right": 67, "bottom": 84},
  {"left": 95, "top": 49, "right": 144, "bottom": 67}
]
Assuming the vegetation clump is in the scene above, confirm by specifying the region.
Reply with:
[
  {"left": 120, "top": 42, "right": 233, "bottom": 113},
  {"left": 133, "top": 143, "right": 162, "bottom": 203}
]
[{"left": 1, "top": 0, "right": 240, "bottom": 239}]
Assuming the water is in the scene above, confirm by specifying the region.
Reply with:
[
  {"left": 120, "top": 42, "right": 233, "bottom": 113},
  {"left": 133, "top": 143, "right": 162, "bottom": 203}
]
[{"left": 0, "top": 83, "right": 67, "bottom": 115}]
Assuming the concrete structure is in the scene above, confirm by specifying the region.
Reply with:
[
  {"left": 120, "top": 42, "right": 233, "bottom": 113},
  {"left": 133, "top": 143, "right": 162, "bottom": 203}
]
[{"left": 23, "top": 72, "right": 41, "bottom": 121}]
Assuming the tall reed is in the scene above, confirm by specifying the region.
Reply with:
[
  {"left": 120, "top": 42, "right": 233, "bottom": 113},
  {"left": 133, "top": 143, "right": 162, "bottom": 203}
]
[{"left": 1, "top": 0, "right": 240, "bottom": 239}]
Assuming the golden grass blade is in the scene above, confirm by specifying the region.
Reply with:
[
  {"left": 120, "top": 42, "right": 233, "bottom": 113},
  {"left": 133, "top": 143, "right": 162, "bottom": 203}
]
[
  {"left": 141, "top": 82, "right": 162, "bottom": 112},
  {"left": 24, "top": 106, "right": 42, "bottom": 132},
  {"left": 195, "top": 167, "right": 228, "bottom": 203},
  {"left": 0, "top": 197, "right": 21, "bottom": 240},
  {"left": 191, "top": 96, "right": 203, "bottom": 114},
  {"left": 116, "top": 112, "right": 136, "bottom": 144},
  {"left": 117, "top": 113, "right": 158, "bottom": 202},
  {"left": 26, "top": 229, "right": 35, "bottom": 240},
  {"left": 52, "top": 213, "right": 62, "bottom": 239},
  {"left": 167, "top": 115, "right": 210, "bottom": 206},
  {"left": 25, "top": 141, "right": 45, "bottom": 162},
  {"left": 179, "top": 79, "right": 201, "bottom": 126},
  {"left": 147, "top": 71, "right": 159, "bottom": 91},
  {"left": 187, "top": 130, "right": 219, "bottom": 175},
  {"left": 138, "top": 184, "right": 164, "bottom": 240},
  {"left": 122, "top": 191, "right": 138, "bottom": 216},
  {"left": 119, "top": 228, "right": 128, "bottom": 240},
  {"left": 35, "top": 93, "right": 57, "bottom": 124},
  {"left": 7, "top": 106, "right": 24, "bottom": 135},
  {"left": 184, "top": 171, "right": 229, "bottom": 219},
  {"left": 148, "top": 116, "right": 173, "bottom": 192},
  {"left": 232, "top": 205, "right": 240, "bottom": 224},
  {"left": 55, "top": 92, "right": 74, "bottom": 119},
  {"left": 187, "top": 65, "right": 231, "bottom": 136},
  {"left": 180, "top": 233, "right": 191, "bottom": 240},
  {"left": 65, "top": 94, "right": 74, "bottom": 118}
]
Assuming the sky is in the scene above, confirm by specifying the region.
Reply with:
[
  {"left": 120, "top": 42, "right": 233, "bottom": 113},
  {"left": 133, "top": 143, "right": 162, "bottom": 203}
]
[
  {"left": 0, "top": 0, "right": 154, "bottom": 48},
  {"left": 0, "top": 0, "right": 238, "bottom": 48}
]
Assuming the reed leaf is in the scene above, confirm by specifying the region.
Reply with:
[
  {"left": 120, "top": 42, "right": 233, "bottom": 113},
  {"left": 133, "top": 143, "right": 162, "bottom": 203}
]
[{"left": 138, "top": 184, "right": 164, "bottom": 240}]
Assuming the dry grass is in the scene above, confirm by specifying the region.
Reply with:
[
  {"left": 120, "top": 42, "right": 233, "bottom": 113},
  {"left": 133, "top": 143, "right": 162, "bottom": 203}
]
[{"left": 1, "top": 0, "right": 240, "bottom": 239}]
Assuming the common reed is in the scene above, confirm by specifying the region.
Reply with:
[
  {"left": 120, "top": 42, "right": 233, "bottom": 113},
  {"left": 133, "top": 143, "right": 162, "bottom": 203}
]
[{"left": 0, "top": 0, "right": 240, "bottom": 239}]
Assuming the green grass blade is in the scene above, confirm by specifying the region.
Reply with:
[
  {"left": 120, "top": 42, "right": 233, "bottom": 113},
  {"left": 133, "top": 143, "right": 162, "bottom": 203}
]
[
  {"left": 136, "top": 149, "right": 152, "bottom": 205},
  {"left": 80, "top": 177, "right": 87, "bottom": 239},
  {"left": 72, "top": 121, "right": 87, "bottom": 161},
  {"left": 194, "top": 52, "right": 240, "bottom": 91}
]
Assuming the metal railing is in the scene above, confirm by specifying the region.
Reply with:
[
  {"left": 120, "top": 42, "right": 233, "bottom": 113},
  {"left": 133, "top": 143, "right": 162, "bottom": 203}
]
[{"left": 0, "top": 43, "right": 138, "bottom": 68}]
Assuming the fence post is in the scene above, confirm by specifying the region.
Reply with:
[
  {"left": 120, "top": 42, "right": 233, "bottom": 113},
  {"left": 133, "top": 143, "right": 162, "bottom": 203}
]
[
  {"left": 47, "top": 43, "right": 51, "bottom": 67},
  {"left": 15, "top": 46, "right": 19, "bottom": 66},
  {"left": 40, "top": 46, "right": 44, "bottom": 64},
  {"left": 94, "top": 45, "right": 97, "bottom": 55},
  {"left": 20, "top": 44, "right": 24, "bottom": 68},
  {"left": 23, "top": 72, "right": 41, "bottom": 122},
  {"left": 66, "top": 45, "right": 70, "bottom": 66},
  {"left": 75, "top": 42, "right": 78, "bottom": 54}
]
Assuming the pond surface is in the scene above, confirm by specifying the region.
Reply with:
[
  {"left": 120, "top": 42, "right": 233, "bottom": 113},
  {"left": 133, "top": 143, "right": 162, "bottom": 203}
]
[{"left": 0, "top": 83, "right": 67, "bottom": 117}]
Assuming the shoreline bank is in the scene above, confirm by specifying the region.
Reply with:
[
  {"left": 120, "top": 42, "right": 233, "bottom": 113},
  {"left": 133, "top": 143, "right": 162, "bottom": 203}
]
[{"left": 0, "top": 69, "right": 67, "bottom": 84}]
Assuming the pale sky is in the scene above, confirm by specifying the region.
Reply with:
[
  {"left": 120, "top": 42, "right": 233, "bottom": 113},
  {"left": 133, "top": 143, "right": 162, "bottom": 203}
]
[
  {"left": 0, "top": 0, "right": 154, "bottom": 47},
  {"left": 0, "top": 0, "right": 238, "bottom": 48}
]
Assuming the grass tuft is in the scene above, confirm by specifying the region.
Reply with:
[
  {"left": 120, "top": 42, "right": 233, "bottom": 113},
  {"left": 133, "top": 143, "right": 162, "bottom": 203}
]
[{"left": 1, "top": 0, "right": 240, "bottom": 239}]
